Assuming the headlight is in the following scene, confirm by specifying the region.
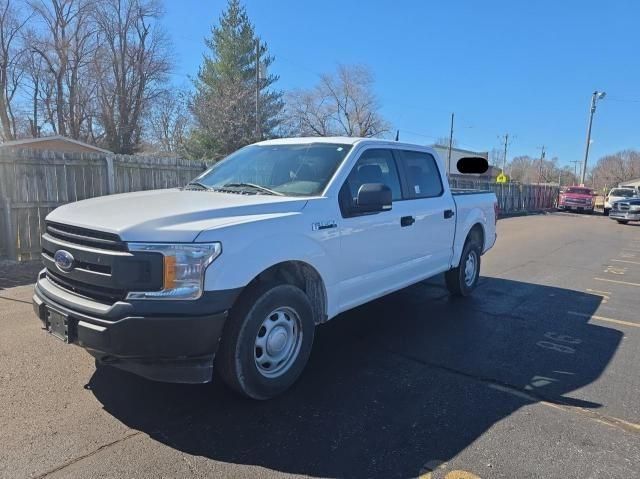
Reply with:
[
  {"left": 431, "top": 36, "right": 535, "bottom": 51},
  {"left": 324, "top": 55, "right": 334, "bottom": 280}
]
[
  {"left": 629, "top": 205, "right": 640, "bottom": 212},
  {"left": 126, "top": 243, "right": 221, "bottom": 300}
]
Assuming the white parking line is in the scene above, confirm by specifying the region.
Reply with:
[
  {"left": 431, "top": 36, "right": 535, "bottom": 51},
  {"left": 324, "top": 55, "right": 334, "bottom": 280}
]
[
  {"left": 568, "top": 311, "right": 640, "bottom": 329},
  {"left": 594, "top": 277, "right": 640, "bottom": 288},
  {"left": 611, "top": 259, "right": 640, "bottom": 265}
]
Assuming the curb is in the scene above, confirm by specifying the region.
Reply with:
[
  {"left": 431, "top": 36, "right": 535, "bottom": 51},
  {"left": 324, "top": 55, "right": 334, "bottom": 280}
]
[{"left": 498, "top": 209, "right": 556, "bottom": 219}]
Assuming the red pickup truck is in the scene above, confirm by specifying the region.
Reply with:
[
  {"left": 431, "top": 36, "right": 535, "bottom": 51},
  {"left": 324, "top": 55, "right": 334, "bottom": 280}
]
[{"left": 557, "top": 186, "right": 595, "bottom": 214}]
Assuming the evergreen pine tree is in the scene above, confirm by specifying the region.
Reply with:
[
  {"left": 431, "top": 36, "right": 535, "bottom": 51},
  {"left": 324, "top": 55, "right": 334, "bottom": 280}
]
[{"left": 188, "top": 0, "right": 283, "bottom": 158}]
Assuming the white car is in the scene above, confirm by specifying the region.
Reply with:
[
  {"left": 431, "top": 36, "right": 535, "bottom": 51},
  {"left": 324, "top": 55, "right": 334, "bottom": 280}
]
[
  {"left": 33, "top": 137, "right": 497, "bottom": 399},
  {"left": 604, "top": 187, "right": 638, "bottom": 215}
]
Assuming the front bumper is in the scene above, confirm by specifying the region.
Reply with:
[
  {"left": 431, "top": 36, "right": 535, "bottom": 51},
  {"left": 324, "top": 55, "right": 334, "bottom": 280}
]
[
  {"left": 33, "top": 270, "right": 238, "bottom": 383},
  {"left": 558, "top": 204, "right": 593, "bottom": 211},
  {"left": 609, "top": 211, "right": 640, "bottom": 221}
]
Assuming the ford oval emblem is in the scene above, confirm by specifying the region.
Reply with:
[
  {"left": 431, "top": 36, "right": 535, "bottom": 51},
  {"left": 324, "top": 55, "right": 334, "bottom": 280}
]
[{"left": 54, "top": 250, "right": 75, "bottom": 273}]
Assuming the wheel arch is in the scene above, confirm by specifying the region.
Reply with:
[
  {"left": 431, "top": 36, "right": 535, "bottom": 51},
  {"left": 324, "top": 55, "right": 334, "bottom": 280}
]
[
  {"left": 467, "top": 222, "right": 485, "bottom": 249},
  {"left": 233, "top": 260, "right": 328, "bottom": 325}
]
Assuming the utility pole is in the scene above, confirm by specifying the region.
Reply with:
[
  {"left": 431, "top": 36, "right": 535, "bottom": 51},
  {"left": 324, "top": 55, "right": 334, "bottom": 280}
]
[
  {"left": 537, "top": 145, "right": 546, "bottom": 184},
  {"left": 447, "top": 112, "right": 454, "bottom": 179},
  {"left": 570, "top": 159, "right": 581, "bottom": 181},
  {"left": 255, "top": 39, "right": 261, "bottom": 141},
  {"left": 580, "top": 90, "right": 606, "bottom": 185},
  {"left": 498, "top": 133, "right": 511, "bottom": 173}
]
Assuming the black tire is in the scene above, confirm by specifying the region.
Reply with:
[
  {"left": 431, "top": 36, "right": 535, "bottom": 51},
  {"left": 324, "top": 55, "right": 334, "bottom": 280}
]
[
  {"left": 617, "top": 220, "right": 629, "bottom": 224},
  {"left": 215, "top": 282, "right": 315, "bottom": 400},
  {"left": 445, "top": 240, "right": 481, "bottom": 297}
]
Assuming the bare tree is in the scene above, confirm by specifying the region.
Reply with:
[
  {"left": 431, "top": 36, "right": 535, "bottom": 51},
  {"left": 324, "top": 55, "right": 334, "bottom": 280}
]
[
  {"left": 286, "top": 64, "right": 389, "bottom": 138},
  {"left": 146, "top": 89, "right": 191, "bottom": 153},
  {"left": 93, "top": 0, "right": 170, "bottom": 154},
  {"left": 508, "top": 154, "right": 573, "bottom": 185},
  {"left": 29, "top": 0, "right": 92, "bottom": 137},
  {"left": 0, "top": 0, "right": 29, "bottom": 141},
  {"left": 590, "top": 150, "right": 640, "bottom": 191}
]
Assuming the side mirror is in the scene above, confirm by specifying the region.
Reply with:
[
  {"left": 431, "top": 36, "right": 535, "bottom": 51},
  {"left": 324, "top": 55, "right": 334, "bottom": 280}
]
[{"left": 356, "top": 183, "right": 392, "bottom": 213}]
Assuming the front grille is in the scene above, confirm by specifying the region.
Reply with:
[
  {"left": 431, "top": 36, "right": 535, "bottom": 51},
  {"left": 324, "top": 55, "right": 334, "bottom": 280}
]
[
  {"left": 46, "top": 270, "right": 127, "bottom": 304},
  {"left": 42, "top": 248, "right": 111, "bottom": 275},
  {"left": 46, "top": 222, "right": 126, "bottom": 251}
]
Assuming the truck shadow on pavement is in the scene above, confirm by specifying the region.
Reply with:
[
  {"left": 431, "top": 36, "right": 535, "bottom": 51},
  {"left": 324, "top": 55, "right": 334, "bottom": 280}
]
[{"left": 87, "top": 276, "right": 622, "bottom": 479}]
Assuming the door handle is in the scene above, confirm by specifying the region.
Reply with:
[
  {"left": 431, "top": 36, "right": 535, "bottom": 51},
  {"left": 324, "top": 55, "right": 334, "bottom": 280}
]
[
  {"left": 400, "top": 216, "right": 415, "bottom": 227},
  {"left": 444, "top": 209, "right": 455, "bottom": 219}
]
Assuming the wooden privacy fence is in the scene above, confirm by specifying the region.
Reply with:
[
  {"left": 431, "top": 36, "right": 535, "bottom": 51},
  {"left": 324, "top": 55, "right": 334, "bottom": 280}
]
[
  {"left": 0, "top": 149, "right": 559, "bottom": 261},
  {"left": 0, "top": 148, "right": 207, "bottom": 260}
]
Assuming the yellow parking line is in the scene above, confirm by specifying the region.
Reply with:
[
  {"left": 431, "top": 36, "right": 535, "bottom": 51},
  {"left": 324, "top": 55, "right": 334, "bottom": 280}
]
[
  {"left": 611, "top": 259, "right": 640, "bottom": 265},
  {"left": 568, "top": 310, "right": 640, "bottom": 329},
  {"left": 489, "top": 383, "right": 640, "bottom": 433},
  {"left": 594, "top": 277, "right": 640, "bottom": 288}
]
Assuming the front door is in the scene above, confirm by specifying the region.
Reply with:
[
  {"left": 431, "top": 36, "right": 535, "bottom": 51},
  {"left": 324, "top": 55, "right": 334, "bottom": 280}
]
[{"left": 336, "top": 148, "right": 418, "bottom": 311}]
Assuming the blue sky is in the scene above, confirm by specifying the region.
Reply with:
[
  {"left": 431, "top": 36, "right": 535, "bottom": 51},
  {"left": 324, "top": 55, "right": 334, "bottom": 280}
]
[{"left": 163, "top": 0, "right": 640, "bottom": 167}]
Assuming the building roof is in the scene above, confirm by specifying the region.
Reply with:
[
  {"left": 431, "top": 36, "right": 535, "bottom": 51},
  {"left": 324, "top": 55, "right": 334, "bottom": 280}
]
[
  {"left": 620, "top": 178, "right": 640, "bottom": 187},
  {"left": 0, "top": 135, "right": 111, "bottom": 154},
  {"left": 431, "top": 144, "right": 489, "bottom": 156}
]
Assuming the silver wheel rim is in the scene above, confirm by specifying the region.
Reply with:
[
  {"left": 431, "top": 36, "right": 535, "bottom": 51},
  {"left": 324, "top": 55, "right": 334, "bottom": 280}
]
[
  {"left": 254, "top": 306, "right": 303, "bottom": 378},
  {"left": 464, "top": 251, "right": 477, "bottom": 287}
]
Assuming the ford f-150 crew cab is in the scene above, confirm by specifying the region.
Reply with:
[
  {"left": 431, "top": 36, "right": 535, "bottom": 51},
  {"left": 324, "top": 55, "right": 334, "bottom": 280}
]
[{"left": 33, "top": 137, "right": 497, "bottom": 399}]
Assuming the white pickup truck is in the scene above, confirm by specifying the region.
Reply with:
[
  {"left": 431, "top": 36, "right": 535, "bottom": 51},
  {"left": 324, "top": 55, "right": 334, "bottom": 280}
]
[{"left": 33, "top": 137, "right": 497, "bottom": 399}]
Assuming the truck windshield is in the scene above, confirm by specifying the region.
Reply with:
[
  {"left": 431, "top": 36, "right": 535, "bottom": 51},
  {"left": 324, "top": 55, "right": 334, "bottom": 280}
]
[
  {"left": 609, "top": 189, "right": 635, "bottom": 197},
  {"left": 191, "top": 143, "right": 352, "bottom": 196},
  {"left": 565, "top": 187, "right": 592, "bottom": 195}
]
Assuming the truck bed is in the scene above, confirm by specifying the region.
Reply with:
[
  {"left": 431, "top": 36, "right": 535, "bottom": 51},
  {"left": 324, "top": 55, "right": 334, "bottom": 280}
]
[{"left": 451, "top": 188, "right": 494, "bottom": 195}]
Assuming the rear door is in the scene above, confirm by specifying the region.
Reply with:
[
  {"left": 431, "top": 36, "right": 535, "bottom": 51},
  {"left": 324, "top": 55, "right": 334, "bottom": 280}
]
[{"left": 394, "top": 149, "right": 456, "bottom": 277}]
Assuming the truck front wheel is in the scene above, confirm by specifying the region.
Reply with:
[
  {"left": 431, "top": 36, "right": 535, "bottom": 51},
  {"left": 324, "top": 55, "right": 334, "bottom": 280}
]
[
  {"left": 216, "top": 283, "right": 315, "bottom": 400},
  {"left": 445, "top": 240, "right": 481, "bottom": 296}
]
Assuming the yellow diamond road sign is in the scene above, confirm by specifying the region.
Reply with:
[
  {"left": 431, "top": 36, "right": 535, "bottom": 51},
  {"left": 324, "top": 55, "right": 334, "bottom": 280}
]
[{"left": 496, "top": 173, "right": 507, "bottom": 183}]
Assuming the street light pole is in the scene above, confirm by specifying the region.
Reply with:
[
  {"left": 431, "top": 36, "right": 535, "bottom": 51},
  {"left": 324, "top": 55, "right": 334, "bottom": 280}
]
[{"left": 580, "top": 90, "right": 606, "bottom": 185}]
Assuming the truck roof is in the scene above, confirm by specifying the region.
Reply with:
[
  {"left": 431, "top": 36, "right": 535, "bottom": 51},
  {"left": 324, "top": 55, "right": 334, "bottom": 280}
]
[{"left": 255, "top": 136, "right": 433, "bottom": 151}]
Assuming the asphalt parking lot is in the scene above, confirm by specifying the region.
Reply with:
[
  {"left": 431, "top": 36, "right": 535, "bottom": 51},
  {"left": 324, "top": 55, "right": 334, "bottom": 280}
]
[{"left": 1, "top": 212, "right": 639, "bottom": 479}]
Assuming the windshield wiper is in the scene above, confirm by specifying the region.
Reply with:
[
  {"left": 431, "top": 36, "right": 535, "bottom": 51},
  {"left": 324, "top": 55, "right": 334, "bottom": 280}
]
[
  {"left": 223, "top": 182, "right": 284, "bottom": 196},
  {"left": 185, "top": 181, "right": 212, "bottom": 190}
]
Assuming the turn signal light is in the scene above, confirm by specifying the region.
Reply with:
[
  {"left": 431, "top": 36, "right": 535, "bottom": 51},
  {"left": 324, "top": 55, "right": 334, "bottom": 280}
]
[{"left": 164, "top": 256, "right": 177, "bottom": 289}]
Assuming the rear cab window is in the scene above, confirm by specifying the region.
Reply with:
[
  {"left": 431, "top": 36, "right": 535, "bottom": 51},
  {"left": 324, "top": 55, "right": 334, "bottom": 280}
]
[{"left": 395, "top": 149, "right": 444, "bottom": 198}]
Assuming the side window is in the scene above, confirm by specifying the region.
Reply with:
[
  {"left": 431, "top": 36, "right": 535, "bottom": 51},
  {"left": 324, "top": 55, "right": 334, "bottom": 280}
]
[
  {"left": 343, "top": 149, "right": 402, "bottom": 206},
  {"left": 397, "top": 150, "right": 444, "bottom": 198}
]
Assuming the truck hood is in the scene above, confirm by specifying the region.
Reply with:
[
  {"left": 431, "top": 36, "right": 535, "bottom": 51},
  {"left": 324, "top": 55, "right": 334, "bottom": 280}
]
[{"left": 46, "top": 189, "right": 308, "bottom": 242}]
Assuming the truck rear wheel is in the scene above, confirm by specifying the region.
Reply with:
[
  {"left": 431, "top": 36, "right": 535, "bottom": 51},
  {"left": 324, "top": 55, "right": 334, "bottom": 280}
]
[
  {"left": 616, "top": 220, "right": 629, "bottom": 225},
  {"left": 445, "top": 240, "right": 481, "bottom": 296},
  {"left": 216, "top": 282, "right": 315, "bottom": 400}
]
